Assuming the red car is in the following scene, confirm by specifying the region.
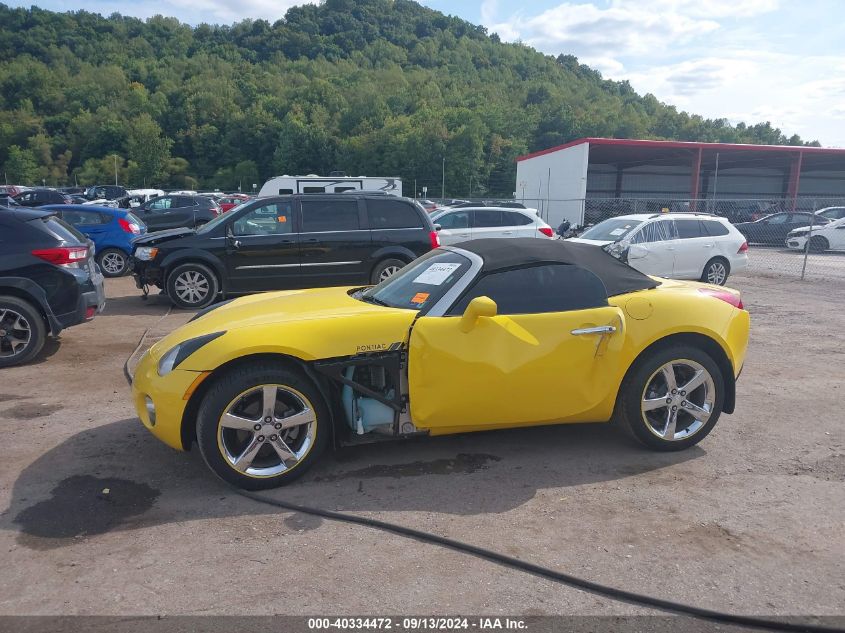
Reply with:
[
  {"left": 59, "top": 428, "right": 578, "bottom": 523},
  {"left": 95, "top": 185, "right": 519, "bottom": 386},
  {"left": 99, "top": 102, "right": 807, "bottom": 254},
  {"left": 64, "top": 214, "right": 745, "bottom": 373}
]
[
  {"left": 219, "top": 194, "right": 251, "bottom": 213},
  {"left": 0, "top": 185, "right": 25, "bottom": 198}
]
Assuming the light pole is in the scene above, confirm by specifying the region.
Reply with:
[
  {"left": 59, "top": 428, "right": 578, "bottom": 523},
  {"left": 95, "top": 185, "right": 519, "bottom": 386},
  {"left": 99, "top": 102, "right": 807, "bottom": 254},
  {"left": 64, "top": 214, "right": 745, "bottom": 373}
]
[
  {"left": 114, "top": 155, "right": 118, "bottom": 186},
  {"left": 441, "top": 157, "right": 446, "bottom": 201}
]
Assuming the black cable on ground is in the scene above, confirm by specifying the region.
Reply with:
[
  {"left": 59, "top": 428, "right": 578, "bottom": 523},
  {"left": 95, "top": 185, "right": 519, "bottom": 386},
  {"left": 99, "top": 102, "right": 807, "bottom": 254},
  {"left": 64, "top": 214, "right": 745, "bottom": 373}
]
[{"left": 236, "top": 489, "right": 841, "bottom": 633}]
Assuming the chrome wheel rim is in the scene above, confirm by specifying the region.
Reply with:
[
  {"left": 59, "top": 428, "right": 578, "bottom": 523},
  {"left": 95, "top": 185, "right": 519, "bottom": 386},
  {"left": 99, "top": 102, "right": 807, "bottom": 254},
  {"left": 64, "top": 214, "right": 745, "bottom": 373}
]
[
  {"left": 706, "top": 262, "right": 727, "bottom": 285},
  {"left": 174, "top": 270, "right": 210, "bottom": 304},
  {"left": 217, "top": 384, "right": 317, "bottom": 478},
  {"left": 101, "top": 252, "right": 126, "bottom": 275},
  {"left": 641, "top": 359, "right": 715, "bottom": 441},
  {"left": 0, "top": 308, "right": 32, "bottom": 358},
  {"left": 379, "top": 264, "right": 402, "bottom": 282}
]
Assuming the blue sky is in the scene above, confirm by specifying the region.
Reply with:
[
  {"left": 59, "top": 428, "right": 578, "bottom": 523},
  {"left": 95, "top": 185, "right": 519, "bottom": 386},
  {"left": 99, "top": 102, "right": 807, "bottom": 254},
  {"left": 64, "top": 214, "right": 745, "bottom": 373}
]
[{"left": 9, "top": 0, "right": 845, "bottom": 146}]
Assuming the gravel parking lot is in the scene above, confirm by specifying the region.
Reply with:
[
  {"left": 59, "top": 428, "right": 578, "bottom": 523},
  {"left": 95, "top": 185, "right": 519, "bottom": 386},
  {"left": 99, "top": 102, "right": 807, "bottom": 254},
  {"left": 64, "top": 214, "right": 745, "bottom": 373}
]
[
  {"left": 746, "top": 246, "right": 845, "bottom": 281},
  {"left": 0, "top": 274, "right": 843, "bottom": 619}
]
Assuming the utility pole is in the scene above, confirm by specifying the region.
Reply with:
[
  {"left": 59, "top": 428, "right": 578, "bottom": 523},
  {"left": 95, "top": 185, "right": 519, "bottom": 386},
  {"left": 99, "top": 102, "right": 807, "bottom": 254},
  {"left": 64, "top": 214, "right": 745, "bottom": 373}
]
[
  {"left": 441, "top": 157, "right": 446, "bottom": 201},
  {"left": 469, "top": 174, "right": 473, "bottom": 198},
  {"left": 114, "top": 155, "right": 118, "bottom": 186}
]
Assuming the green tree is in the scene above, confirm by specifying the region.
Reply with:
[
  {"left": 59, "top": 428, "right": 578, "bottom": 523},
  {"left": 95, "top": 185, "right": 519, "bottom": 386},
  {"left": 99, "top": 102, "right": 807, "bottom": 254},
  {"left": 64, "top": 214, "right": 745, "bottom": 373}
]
[
  {"left": 3, "top": 145, "right": 39, "bottom": 184},
  {"left": 127, "top": 114, "right": 173, "bottom": 186}
]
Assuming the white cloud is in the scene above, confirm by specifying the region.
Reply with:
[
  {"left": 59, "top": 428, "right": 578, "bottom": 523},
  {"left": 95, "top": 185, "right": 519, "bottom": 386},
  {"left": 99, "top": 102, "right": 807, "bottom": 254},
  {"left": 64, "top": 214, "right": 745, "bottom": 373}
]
[{"left": 479, "top": 0, "right": 845, "bottom": 146}]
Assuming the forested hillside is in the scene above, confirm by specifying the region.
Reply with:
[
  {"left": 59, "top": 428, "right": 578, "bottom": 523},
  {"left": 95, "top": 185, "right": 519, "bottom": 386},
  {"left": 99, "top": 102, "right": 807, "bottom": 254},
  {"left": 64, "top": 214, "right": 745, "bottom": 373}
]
[{"left": 0, "top": 0, "right": 817, "bottom": 196}]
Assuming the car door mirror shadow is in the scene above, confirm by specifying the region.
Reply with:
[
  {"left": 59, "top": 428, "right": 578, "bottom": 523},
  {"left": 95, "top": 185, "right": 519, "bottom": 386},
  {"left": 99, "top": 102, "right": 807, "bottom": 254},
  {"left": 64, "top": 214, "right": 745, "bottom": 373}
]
[{"left": 2, "top": 416, "right": 704, "bottom": 547}]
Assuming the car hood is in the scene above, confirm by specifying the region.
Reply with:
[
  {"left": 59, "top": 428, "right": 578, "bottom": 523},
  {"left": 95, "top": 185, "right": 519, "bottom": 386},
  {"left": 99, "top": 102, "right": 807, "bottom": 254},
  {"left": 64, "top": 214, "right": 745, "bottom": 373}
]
[
  {"left": 131, "top": 227, "right": 195, "bottom": 245},
  {"left": 566, "top": 237, "right": 613, "bottom": 246},
  {"left": 148, "top": 286, "right": 419, "bottom": 366},
  {"left": 788, "top": 225, "right": 816, "bottom": 234}
]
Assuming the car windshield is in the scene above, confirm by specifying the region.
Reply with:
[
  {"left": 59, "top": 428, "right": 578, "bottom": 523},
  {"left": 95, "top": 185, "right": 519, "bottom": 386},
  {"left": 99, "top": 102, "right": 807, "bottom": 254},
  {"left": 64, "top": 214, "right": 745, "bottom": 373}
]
[
  {"left": 580, "top": 218, "right": 644, "bottom": 242},
  {"left": 358, "top": 250, "right": 472, "bottom": 311},
  {"left": 196, "top": 210, "right": 234, "bottom": 234}
]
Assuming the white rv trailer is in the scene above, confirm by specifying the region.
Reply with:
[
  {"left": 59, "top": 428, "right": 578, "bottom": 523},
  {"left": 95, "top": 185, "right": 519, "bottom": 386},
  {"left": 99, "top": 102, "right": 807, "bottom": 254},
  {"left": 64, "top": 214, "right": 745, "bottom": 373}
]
[{"left": 258, "top": 174, "right": 402, "bottom": 197}]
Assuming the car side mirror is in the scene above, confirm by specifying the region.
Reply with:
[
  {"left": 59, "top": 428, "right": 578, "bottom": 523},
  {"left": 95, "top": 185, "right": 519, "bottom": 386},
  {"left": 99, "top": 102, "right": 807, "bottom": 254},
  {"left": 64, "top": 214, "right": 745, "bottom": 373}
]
[
  {"left": 460, "top": 296, "right": 497, "bottom": 332},
  {"left": 434, "top": 224, "right": 442, "bottom": 231},
  {"left": 628, "top": 243, "right": 649, "bottom": 260}
]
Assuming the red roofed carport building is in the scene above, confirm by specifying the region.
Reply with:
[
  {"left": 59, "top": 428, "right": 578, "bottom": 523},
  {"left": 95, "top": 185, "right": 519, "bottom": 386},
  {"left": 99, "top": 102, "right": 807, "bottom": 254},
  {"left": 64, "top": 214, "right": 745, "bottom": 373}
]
[{"left": 515, "top": 137, "right": 845, "bottom": 227}]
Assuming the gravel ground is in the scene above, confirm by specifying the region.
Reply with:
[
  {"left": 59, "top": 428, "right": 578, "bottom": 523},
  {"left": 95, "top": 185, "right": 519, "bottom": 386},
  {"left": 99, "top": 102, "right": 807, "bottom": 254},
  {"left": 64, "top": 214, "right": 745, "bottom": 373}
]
[{"left": 0, "top": 275, "right": 842, "bottom": 619}]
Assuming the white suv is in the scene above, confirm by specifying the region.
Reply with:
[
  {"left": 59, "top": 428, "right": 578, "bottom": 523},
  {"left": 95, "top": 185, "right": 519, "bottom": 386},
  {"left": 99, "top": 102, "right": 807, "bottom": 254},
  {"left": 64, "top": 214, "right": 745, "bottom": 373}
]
[
  {"left": 431, "top": 207, "right": 554, "bottom": 245},
  {"left": 569, "top": 213, "right": 748, "bottom": 285}
]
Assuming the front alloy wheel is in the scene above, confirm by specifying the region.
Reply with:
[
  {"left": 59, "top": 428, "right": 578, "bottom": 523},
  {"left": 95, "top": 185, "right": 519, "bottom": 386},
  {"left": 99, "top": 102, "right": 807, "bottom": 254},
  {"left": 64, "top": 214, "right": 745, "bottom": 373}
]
[
  {"left": 218, "top": 385, "right": 317, "bottom": 477},
  {"left": 166, "top": 262, "right": 219, "bottom": 309},
  {"left": 641, "top": 359, "right": 715, "bottom": 441},
  {"left": 196, "top": 363, "right": 328, "bottom": 489}
]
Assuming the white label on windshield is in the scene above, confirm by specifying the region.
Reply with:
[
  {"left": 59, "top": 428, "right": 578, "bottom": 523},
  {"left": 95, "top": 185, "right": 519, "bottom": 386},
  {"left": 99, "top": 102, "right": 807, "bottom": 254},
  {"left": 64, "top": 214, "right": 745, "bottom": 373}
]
[
  {"left": 413, "top": 262, "right": 461, "bottom": 285},
  {"left": 610, "top": 228, "right": 627, "bottom": 236}
]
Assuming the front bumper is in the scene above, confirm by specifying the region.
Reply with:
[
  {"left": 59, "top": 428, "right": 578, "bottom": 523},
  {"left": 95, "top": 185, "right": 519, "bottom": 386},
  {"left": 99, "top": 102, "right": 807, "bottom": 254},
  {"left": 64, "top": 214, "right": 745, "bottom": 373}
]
[
  {"left": 132, "top": 259, "right": 164, "bottom": 289},
  {"left": 786, "top": 236, "right": 808, "bottom": 250},
  {"left": 130, "top": 349, "right": 201, "bottom": 451}
]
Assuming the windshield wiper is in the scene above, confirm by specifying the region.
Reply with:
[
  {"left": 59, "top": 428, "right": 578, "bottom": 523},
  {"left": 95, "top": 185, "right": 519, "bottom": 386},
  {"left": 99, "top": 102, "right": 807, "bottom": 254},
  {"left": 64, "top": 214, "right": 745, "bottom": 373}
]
[{"left": 359, "top": 294, "right": 390, "bottom": 307}]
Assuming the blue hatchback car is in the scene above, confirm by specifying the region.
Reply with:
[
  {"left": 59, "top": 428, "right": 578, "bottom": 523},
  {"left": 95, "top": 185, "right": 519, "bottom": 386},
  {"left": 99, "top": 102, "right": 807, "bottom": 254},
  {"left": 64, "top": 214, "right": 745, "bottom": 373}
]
[{"left": 42, "top": 205, "right": 147, "bottom": 277}]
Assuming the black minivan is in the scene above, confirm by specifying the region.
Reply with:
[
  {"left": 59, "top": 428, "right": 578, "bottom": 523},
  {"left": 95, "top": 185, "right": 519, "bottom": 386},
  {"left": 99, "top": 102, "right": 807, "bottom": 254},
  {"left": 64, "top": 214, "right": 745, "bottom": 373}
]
[{"left": 131, "top": 194, "right": 439, "bottom": 309}]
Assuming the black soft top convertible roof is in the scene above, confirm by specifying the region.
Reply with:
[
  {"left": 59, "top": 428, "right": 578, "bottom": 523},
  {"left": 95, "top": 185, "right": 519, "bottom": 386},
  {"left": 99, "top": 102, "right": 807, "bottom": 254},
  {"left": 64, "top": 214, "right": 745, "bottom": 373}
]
[{"left": 453, "top": 238, "right": 659, "bottom": 296}]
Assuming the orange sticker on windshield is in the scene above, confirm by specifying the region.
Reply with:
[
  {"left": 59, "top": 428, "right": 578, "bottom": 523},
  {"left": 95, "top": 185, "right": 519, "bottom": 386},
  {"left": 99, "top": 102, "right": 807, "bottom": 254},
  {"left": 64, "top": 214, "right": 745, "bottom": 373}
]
[
  {"left": 411, "top": 292, "right": 430, "bottom": 304},
  {"left": 278, "top": 216, "right": 287, "bottom": 222}
]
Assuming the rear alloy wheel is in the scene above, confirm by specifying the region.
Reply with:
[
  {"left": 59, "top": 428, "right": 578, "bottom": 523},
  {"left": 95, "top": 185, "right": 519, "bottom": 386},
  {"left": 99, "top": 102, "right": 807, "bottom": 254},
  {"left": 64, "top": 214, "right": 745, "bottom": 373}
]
[
  {"left": 97, "top": 248, "right": 129, "bottom": 277},
  {"left": 196, "top": 363, "right": 329, "bottom": 489},
  {"left": 0, "top": 296, "right": 46, "bottom": 368},
  {"left": 701, "top": 257, "right": 730, "bottom": 285},
  {"left": 809, "top": 236, "right": 829, "bottom": 253},
  {"left": 166, "top": 262, "right": 219, "bottom": 310},
  {"left": 371, "top": 258, "right": 406, "bottom": 284},
  {"left": 616, "top": 345, "right": 724, "bottom": 451}
]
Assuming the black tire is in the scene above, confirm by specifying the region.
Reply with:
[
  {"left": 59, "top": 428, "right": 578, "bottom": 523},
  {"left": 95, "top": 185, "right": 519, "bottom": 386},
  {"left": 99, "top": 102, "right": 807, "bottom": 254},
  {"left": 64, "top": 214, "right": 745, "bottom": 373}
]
[
  {"left": 196, "top": 362, "right": 330, "bottom": 489},
  {"left": 166, "top": 262, "right": 219, "bottom": 309},
  {"left": 97, "top": 248, "right": 129, "bottom": 278},
  {"left": 0, "top": 295, "right": 46, "bottom": 368},
  {"left": 700, "top": 257, "right": 730, "bottom": 285},
  {"left": 615, "top": 344, "right": 725, "bottom": 451},
  {"left": 809, "top": 236, "right": 829, "bottom": 253},
  {"left": 370, "top": 258, "right": 407, "bottom": 284}
]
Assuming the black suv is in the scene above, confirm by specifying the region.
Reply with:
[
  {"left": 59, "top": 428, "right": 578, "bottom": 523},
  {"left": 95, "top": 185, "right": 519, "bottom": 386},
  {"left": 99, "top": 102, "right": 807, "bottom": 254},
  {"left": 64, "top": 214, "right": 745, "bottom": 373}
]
[
  {"left": 0, "top": 206, "right": 105, "bottom": 367},
  {"left": 13, "top": 189, "right": 73, "bottom": 207},
  {"left": 85, "top": 185, "right": 128, "bottom": 201},
  {"left": 132, "top": 194, "right": 438, "bottom": 308},
  {"left": 133, "top": 194, "right": 221, "bottom": 231}
]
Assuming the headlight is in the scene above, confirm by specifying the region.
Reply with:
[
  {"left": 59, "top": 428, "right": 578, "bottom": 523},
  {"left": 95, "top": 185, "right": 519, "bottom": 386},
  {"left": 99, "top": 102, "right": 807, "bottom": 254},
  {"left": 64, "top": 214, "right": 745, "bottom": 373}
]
[
  {"left": 789, "top": 231, "right": 807, "bottom": 237},
  {"left": 157, "top": 331, "right": 225, "bottom": 376},
  {"left": 134, "top": 247, "right": 159, "bottom": 261}
]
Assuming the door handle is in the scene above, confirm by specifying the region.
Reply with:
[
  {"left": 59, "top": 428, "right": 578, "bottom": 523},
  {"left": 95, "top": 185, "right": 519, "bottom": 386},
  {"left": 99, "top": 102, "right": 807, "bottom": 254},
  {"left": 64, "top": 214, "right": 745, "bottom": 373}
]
[
  {"left": 305, "top": 238, "right": 319, "bottom": 243},
  {"left": 704, "top": 243, "right": 714, "bottom": 248},
  {"left": 571, "top": 325, "right": 617, "bottom": 336},
  {"left": 502, "top": 231, "right": 514, "bottom": 235}
]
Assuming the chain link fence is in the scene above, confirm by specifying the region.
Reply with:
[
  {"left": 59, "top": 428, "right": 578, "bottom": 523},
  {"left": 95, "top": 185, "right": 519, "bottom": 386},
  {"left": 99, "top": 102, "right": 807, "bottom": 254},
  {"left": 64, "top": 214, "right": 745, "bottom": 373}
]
[{"left": 428, "top": 196, "right": 845, "bottom": 282}]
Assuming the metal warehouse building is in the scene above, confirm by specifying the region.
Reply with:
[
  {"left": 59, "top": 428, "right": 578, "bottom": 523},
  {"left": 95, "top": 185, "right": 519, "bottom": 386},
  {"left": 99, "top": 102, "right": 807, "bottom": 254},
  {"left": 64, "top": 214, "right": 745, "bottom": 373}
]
[{"left": 515, "top": 137, "right": 845, "bottom": 227}]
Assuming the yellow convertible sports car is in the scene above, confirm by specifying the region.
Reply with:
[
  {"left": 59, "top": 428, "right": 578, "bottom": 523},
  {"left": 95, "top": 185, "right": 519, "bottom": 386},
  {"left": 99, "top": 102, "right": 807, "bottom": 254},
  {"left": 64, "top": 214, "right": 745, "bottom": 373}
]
[{"left": 130, "top": 238, "right": 750, "bottom": 489}]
